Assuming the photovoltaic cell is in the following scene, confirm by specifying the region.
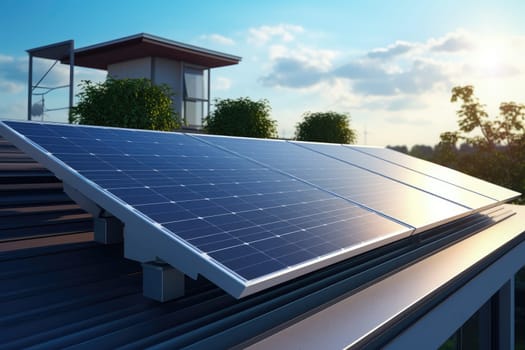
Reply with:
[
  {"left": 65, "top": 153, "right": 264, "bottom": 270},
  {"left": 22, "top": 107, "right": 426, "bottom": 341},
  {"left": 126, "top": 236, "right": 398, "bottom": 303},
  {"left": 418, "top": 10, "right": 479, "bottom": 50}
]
[
  {"left": 194, "top": 135, "right": 472, "bottom": 232},
  {"left": 291, "top": 141, "right": 497, "bottom": 210},
  {"left": 0, "top": 121, "right": 413, "bottom": 297},
  {"left": 348, "top": 145, "right": 520, "bottom": 202}
]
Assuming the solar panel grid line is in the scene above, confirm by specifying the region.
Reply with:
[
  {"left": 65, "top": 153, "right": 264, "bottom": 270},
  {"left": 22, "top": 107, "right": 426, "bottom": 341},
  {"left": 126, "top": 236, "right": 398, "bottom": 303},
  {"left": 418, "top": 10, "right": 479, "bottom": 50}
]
[
  {"left": 291, "top": 141, "right": 509, "bottom": 218},
  {"left": 164, "top": 197, "right": 373, "bottom": 265},
  {"left": 188, "top": 133, "right": 416, "bottom": 231},
  {"left": 289, "top": 140, "right": 479, "bottom": 211},
  {"left": 346, "top": 145, "right": 521, "bottom": 203},
  {"left": 0, "top": 121, "right": 416, "bottom": 298},
  {"left": 240, "top": 216, "right": 411, "bottom": 287},
  {"left": 194, "top": 200, "right": 373, "bottom": 256},
  {"left": 348, "top": 145, "right": 498, "bottom": 199}
]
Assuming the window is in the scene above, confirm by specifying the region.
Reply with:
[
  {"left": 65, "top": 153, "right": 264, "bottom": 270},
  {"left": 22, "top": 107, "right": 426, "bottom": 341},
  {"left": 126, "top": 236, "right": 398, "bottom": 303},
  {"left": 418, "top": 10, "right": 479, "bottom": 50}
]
[
  {"left": 438, "top": 311, "right": 481, "bottom": 350},
  {"left": 183, "top": 67, "right": 209, "bottom": 127}
]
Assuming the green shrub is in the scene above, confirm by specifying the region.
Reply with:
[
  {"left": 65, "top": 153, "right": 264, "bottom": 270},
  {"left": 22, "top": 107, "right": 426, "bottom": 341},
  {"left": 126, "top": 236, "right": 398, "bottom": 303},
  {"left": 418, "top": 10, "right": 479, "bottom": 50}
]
[
  {"left": 295, "top": 111, "right": 357, "bottom": 144},
  {"left": 204, "top": 97, "right": 277, "bottom": 138},
  {"left": 70, "top": 78, "right": 179, "bottom": 131}
]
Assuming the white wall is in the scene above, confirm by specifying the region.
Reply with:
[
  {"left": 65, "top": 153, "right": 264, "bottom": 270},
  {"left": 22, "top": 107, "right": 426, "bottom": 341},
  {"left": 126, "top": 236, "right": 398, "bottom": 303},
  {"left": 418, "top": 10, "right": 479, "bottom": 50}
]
[
  {"left": 108, "top": 57, "right": 152, "bottom": 80},
  {"left": 153, "top": 57, "right": 182, "bottom": 116}
]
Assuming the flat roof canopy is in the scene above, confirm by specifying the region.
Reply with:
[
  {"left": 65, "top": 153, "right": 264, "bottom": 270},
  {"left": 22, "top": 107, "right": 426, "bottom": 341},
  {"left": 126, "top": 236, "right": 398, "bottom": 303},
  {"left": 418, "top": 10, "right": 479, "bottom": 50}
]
[
  {"left": 60, "top": 33, "right": 241, "bottom": 70},
  {"left": 27, "top": 40, "right": 74, "bottom": 60}
]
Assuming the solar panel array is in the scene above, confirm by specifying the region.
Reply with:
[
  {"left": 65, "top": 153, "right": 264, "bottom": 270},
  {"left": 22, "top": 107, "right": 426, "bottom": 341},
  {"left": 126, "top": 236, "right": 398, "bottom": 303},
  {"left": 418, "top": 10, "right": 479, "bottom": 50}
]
[
  {"left": 0, "top": 120, "right": 520, "bottom": 298},
  {"left": 346, "top": 145, "right": 519, "bottom": 202}
]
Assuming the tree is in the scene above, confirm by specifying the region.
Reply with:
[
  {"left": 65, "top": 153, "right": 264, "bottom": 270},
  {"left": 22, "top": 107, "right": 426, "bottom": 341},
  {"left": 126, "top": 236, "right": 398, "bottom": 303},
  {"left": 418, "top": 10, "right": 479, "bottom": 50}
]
[
  {"left": 387, "top": 145, "right": 408, "bottom": 154},
  {"left": 409, "top": 144, "right": 434, "bottom": 160},
  {"left": 436, "top": 85, "right": 525, "bottom": 202},
  {"left": 448, "top": 85, "right": 525, "bottom": 149},
  {"left": 295, "top": 111, "right": 357, "bottom": 144},
  {"left": 204, "top": 97, "right": 277, "bottom": 138},
  {"left": 70, "top": 78, "right": 179, "bottom": 131}
]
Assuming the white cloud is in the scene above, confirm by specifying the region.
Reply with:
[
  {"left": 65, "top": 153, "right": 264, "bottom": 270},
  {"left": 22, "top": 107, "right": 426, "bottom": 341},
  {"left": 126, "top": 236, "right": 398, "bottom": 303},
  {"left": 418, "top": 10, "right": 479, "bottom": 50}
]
[
  {"left": 0, "top": 55, "right": 73, "bottom": 87},
  {"left": 269, "top": 45, "right": 338, "bottom": 70},
  {"left": 248, "top": 24, "right": 304, "bottom": 45},
  {"left": 368, "top": 41, "right": 415, "bottom": 60},
  {"left": 213, "top": 76, "right": 232, "bottom": 90},
  {"left": 260, "top": 44, "right": 339, "bottom": 88},
  {"left": 254, "top": 28, "right": 525, "bottom": 146},
  {"left": 201, "top": 33, "right": 235, "bottom": 46},
  {"left": 0, "top": 54, "right": 14, "bottom": 64},
  {"left": 428, "top": 29, "right": 475, "bottom": 52},
  {"left": 0, "top": 99, "right": 26, "bottom": 119},
  {"left": 384, "top": 115, "right": 432, "bottom": 126},
  {"left": 261, "top": 29, "right": 525, "bottom": 104},
  {"left": 260, "top": 57, "right": 325, "bottom": 88},
  {"left": 0, "top": 80, "right": 24, "bottom": 93}
]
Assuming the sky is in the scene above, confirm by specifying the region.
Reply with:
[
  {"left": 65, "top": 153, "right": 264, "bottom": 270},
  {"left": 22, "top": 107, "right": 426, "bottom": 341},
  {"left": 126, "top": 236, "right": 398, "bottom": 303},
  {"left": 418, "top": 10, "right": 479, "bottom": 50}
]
[{"left": 1, "top": 0, "right": 524, "bottom": 147}]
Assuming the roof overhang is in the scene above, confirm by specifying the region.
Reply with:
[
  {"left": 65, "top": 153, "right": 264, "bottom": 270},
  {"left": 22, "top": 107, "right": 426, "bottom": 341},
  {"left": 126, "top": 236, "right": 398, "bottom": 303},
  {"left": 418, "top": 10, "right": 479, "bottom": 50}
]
[
  {"left": 61, "top": 33, "right": 241, "bottom": 70},
  {"left": 27, "top": 40, "right": 74, "bottom": 60}
]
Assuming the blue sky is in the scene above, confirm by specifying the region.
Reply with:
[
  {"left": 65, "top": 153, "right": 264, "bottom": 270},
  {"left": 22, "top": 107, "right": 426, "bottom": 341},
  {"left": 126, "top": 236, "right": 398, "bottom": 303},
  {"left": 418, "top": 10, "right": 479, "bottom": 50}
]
[{"left": 1, "top": 0, "right": 524, "bottom": 146}]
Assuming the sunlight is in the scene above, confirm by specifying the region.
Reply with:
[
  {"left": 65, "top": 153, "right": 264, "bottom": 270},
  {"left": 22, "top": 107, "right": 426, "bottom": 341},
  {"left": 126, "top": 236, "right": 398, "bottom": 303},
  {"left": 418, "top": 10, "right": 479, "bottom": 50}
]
[{"left": 474, "top": 40, "right": 509, "bottom": 77}]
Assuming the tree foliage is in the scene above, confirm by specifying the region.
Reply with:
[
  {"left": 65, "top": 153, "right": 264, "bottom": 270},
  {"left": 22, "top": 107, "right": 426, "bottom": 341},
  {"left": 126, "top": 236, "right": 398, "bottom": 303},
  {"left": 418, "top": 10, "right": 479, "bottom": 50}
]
[
  {"left": 204, "top": 97, "right": 277, "bottom": 138},
  {"left": 295, "top": 111, "right": 357, "bottom": 144},
  {"left": 70, "top": 78, "right": 179, "bottom": 131},
  {"left": 409, "top": 144, "right": 434, "bottom": 160},
  {"left": 434, "top": 85, "right": 525, "bottom": 202},
  {"left": 387, "top": 145, "right": 408, "bottom": 154}
]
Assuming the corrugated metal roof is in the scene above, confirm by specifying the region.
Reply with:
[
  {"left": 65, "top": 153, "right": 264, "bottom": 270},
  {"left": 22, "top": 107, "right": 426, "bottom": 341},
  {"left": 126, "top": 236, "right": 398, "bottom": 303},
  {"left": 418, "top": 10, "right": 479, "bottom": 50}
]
[{"left": 0, "top": 136, "right": 92, "bottom": 247}]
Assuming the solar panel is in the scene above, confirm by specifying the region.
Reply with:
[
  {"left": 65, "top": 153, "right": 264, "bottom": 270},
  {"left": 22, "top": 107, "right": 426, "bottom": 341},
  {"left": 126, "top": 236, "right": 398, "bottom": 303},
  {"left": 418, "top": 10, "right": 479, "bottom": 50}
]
[
  {"left": 290, "top": 141, "right": 497, "bottom": 210},
  {"left": 0, "top": 121, "right": 411, "bottom": 298},
  {"left": 348, "top": 145, "right": 520, "bottom": 202},
  {"left": 1, "top": 121, "right": 518, "bottom": 299},
  {"left": 193, "top": 135, "right": 472, "bottom": 233}
]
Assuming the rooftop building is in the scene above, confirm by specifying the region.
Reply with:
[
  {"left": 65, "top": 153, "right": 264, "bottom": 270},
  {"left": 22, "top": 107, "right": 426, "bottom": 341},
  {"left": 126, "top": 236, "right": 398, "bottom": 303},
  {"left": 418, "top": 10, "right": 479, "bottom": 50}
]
[{"left": 27, "top": 33, "right": 241, "bottom": 128}]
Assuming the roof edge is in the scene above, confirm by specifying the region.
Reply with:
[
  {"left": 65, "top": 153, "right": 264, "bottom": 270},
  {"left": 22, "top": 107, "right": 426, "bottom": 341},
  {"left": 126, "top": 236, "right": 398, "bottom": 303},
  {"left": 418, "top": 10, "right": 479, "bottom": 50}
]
[
  {"left": 74, "top": 33, "right": 241, "bottom": 62},
  {"left": 26, "top": 40, "right": 74, "bottom": 59}
]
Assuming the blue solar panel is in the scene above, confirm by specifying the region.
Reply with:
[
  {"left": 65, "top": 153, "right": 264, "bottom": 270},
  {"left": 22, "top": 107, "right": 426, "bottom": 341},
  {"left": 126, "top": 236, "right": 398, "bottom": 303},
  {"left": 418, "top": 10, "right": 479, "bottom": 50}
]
[
  {"left": 193, "top": 135, "right": 472, "bottom": 233},
  {"left": 2, "top": 121, "right": 518, "bottom": 298},
  {"left": 0, "top": 121, "right": 412, "bottom": 297},
  {"left": 290, "top": 141, "right": 498, "bottom": 210},
  {"left": 348, "top": 145, "right": 521, "bottom": 202}
]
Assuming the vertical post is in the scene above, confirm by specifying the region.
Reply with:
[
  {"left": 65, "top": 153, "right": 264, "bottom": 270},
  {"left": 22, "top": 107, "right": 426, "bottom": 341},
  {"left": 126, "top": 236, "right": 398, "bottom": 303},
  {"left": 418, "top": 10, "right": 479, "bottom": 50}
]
[
  {"left": 69, "top": 40, "right": 74, "bottom": 123},
  {"left": 497, "top": 279, "right": 515, "bottom": 350},
  {"left": 477, "top": 299, "right": 492, "bottom": 350},
  {"left": 27, "top": 53, "right": 33, "bottom": 120},
  {"left": 206, "top": 68, "right": 211, "bottom": 124},
  {"left": 181, "top": 62, "right": 185, "bottom": 126}
]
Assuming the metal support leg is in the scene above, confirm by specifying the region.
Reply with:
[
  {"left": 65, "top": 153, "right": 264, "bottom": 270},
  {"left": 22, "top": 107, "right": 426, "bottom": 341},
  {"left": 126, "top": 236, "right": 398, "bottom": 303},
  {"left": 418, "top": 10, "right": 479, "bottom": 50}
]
[
  {"left": 142, "top": 262, "right": 185, "bottom": 302},
  {"left": 94, "top": 216, "right": 123, "bottom": 244}
]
